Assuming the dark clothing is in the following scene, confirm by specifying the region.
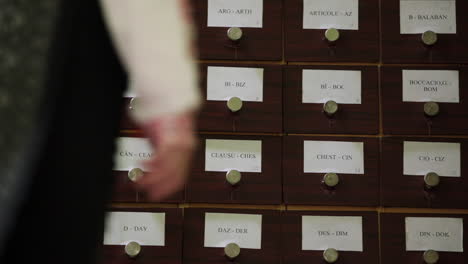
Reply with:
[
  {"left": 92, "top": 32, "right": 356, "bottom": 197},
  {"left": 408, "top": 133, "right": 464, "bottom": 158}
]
[{"left": 1, "top": 0, "right": 126, "bottom": 263}]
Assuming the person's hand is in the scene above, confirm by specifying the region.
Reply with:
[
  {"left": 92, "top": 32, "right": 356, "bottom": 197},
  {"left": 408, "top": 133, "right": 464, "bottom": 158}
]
[{"left": 136, "top": 111, "right": 197, "bottom": 201}]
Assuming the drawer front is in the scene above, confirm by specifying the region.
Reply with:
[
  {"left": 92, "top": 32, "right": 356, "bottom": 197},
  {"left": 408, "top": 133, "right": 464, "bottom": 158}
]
[
  {"left": 381, "top": 0, "right": 468, "bottom": 63},
  {"left": 284, "top": 0, "right": 379, "bottom": 62},
  {"left": 198, "top": 63, "right": 282, "bottom": 133},
  {"left": 120, "top": 97, "right": 139, "bottom": 130},
  {"left": 382, "top": 66, "right": 468, "bottom": 135},
  {"left": 187, "top": 135, "right": 282, "bottom": 204},
  {"left": 282, "top": 211, "right": 379, "bottom": 264},
  {"left": 102, "top": 208, "right": 183, "bottom": 264},
  {"left": 192, "top": 0, "right": 282, "bottom": 60},
  {"left": 183, "top": 208, "right": 281, "bottom": 264},
  {"left": 284, "top": 65, "right": 379, "bottom": 134},
  {"left": 381, "top": 137, "right": 468, "bottom": 208},
  {"left": 283, "top": 136, "right": 379, "bottom": 206},
  {"left": 381, "top": 213, "right": 468, "bottom": 264}
]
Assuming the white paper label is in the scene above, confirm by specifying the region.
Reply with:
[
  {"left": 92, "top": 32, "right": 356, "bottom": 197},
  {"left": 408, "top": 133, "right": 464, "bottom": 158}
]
[
  {"left": 406, "top": 217, "right": 463, "bottom": 252},
  {"left": 207, "top": 66, "right": 264, "bottom": 102},
  {"left": 400, "top": 0, "right": 457, "bottom": 34},
  {"left": 303, "top": 0, "right": 359, "bottom": 30},
  {"left": 403, "top": 70, "right": 459, "bottom": 103},
  {"left": 113, "top": 137, "right": 153, "bottom": 171},
  {"left": 207, "top": 0, "right": 263, "bottom": 28},
  {"left": 204, "top": 213, "right": 262, "bottom": 249},
  {"left": 103, "top": 212, "right": 165, "bottom": 246},
  {"left": 302, "top": 70, "right": 362, "bottom": 104},
  {"left": 403, "top": 141, "right": 461, "bottom": 177},
  {"left": 302, "top": 216, "right": 363, "bottom": 251},
  {"left": 205, "top": 139, "right": 262, "bottom": 173},
  {"left": 304, "top": 141, "right": 364, "bottom": 174}
]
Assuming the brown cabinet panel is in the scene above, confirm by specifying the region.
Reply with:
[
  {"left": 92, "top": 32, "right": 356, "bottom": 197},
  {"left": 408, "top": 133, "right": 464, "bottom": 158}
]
[
  {"left": 284, "top": 65, "right": 379, "bottom": 134},
  {"left": 283, "top": 136, "right": 380, "bottom": 206},
  {"left": 198, "top": 63, "right": 282, "bottom": 133},
  {"left": 120, "top": 97, "right": 139, "bottom": 130},
  {"left": 381, "top": 137, "right": 468, "bottom": 209},
  {"left": 187, "top": 135, "right": 282, "bottom": 204},
  {"left": 381, "top": 66, "right": 468, "bottom": 135},
  {"left": 191, "top": 0, "right": 282, "bottom": 61},
  {"left": 284, "top": 0, "right": 379, "bottom": 62}
]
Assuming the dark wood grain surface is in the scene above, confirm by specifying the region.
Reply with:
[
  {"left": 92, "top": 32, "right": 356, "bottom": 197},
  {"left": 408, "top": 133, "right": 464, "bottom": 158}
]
[
  {"left": 284, "top": 65, "right": 379, "bottom": 134},
  {"left": 282, "top": 211, "right": 379, "bottom": 264},
  {"left": 283, "top": 136, "right": 380, "bottom": 206},
  {"left": 381, "top": 137, "right": 468, "bottom": 209}
]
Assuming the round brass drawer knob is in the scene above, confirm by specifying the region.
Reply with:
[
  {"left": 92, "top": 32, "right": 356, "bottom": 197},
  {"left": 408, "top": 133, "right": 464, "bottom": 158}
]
[
  {"left": 323, "top": 100, "right": 339, "bottom": 116},
  {"left": 422, "top": 30, "right": 438, "bottom": 46},
  {"left": 323, "top": 248, "right": 339, "bottom": 263},
  {"left": 224, "top": 243, "right": 241, "bottom": 260},
  {"left": 125, "top": 241, "right": 141, "bottom": 258},
  {"left": 226, "top": 169, "right": 242, "bottom": 186},
  {"left": 227, "top": 96, "right": 243, "bottom": 112},
  {"left": 424, "top": 172, "right": 440, "bottom": 188},
  {"left": 227, "top": 27, "right": 243, "bottom": 41},
  {"left": 323, "top": 173, "right": 339, "bottom": 188},
  {"left": 128, "top": 168, "right": 144, "bottom": 182},
  {"left": 325, "top": 28, "right": 340, "bottom": 42},
  {"left": 129, "top": 97, "right": 140, "bottom": 111},
  {"left": 423, "top": 249, "right": 439, "bottom": 264},
  {"left": 424, "top": 101, "right": 440, "bottom": 117}
]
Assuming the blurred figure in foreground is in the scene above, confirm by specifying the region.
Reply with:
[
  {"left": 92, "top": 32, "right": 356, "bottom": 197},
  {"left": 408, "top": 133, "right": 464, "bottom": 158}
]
[{"left": 0, "top": 0, "right": 199, "bottom": 263}]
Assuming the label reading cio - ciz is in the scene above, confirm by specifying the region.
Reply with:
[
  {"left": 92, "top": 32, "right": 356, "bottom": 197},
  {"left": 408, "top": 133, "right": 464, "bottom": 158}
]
[
  {"left": 302, "top": 216, "right": 363, "bottom": 251},
  {"left": 302, "top": 69, "right": 362, "bottom": 104},
  {"left": 403, "top": 70, "right": 459, "bottom": 103},
  {"left": 304, "top": 141, "right": 364, "bottom": 174},
  {"left": 204, "top": 212, "right": 262, "bottom": 249},
  {"left": 205, "top": 139, "right": 262, "bottom": 172},
  {"left": 400, "top": 0, "right": 457, "bottom": 34},
  {"left": 208, "top": 0, "right": 263, "bottom": 28},
  {"left": 113, "top": 137, "right": 154, "bottom": 171},
  {"left": 403, "top": 141, "right": 461, "bottom": 177},
  {"left": 103, "top": 212, "right": 165, "bottom": 246},
  {"left": 303, "top": 0, "right": 359, "bottom": 30},
  {"left": 406, "top": 217, "right": 463, "bottom": 252},
  {"left": 207, "top": 66, "right": 264, "bottom": 102}
]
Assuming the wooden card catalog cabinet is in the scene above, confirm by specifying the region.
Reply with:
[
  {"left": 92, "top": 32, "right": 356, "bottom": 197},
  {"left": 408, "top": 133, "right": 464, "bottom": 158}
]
[
  {"left": 381, "top": 213, "right": 467, "bottom": 264},
  {"left": 183, "top": 208, "right": 281, "bottom": 264},
  {"left": 102, "top": 208, "right": 183, "bottom": 264},
  {"left": 284, "top": 66, "right": 379, "bottom": 134},
  {"left": 284, "top": 0, "right": 379, "bottom": 62},
  {"left": 198, "top": 64, "right": 282, "bottom": 133},
  {"left": 191, "top": 0, "right": 282, "bottom": 60},
  {"left": 283, "top": 136, "right": 379, "bottom": 206},
  {"left": 381, "top": 0, "right": 468, "bottom": 63},
  {"left": 187, "top": 135, "right": 282, "bottom": 204},
  {"left": 381, "top": 137, "right": 468, "bottom": 209},
  {"left": 112, "top": 133, "right": 184, "bottom": 203},
  {"left": 382, "top": 66, "right": 468, "bottom": 135},
  {"left": 282, "top": 211, "right": 379, "bottom": 264}
]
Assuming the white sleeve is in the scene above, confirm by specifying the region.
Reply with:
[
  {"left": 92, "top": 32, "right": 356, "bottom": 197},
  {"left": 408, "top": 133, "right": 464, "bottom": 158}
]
[{"left": 99, "top": 0, "right": 201, "bottom": 123}]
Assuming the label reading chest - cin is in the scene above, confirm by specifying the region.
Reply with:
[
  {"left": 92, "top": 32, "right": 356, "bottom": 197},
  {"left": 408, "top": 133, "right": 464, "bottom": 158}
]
[
  {"left": 304, "top": 141, "right": 365, "bottom": 174},
  {"left": 403, "top": 141, "right": 461, "bottom": 177},
  {"left": 400, "top": 0, "right": 457, "bottom": 34},
  {"left": 406, "top": 217, "right": 463, "bottom": 252},
  {"left": 403, "top": 70, "right": 459, "bottom": 103},
  {"left": 303, "top": 0, "right": 359, "bottom": 30},
  {"left": 204, "top": 212, "right": 262, "bottom": 249},
  {"left": 205, "top": 139, "right": 262, "bottom": 172},
  {"left": 207, "top": 66, "right": 264, "bottom": 102},
  {"left": 207, "top": 0, "right": 263, "bottom": 28},
  {"left": 302, "top": 216, "right": 363, "bottom": 251},
  {"left": 113, "top": 137, "right": 154, "bottom": 171},
  {"left": 302, "top": 70, "right": 362, "bottom": 104},
  {"left": 103, "top": 212, "right": 165, "bottom": 246}
]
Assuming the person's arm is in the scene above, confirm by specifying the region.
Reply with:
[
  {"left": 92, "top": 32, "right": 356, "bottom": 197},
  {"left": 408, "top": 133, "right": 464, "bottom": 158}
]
[{"left": 100, "top": 0, "right": 200, "bottom": 200}]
